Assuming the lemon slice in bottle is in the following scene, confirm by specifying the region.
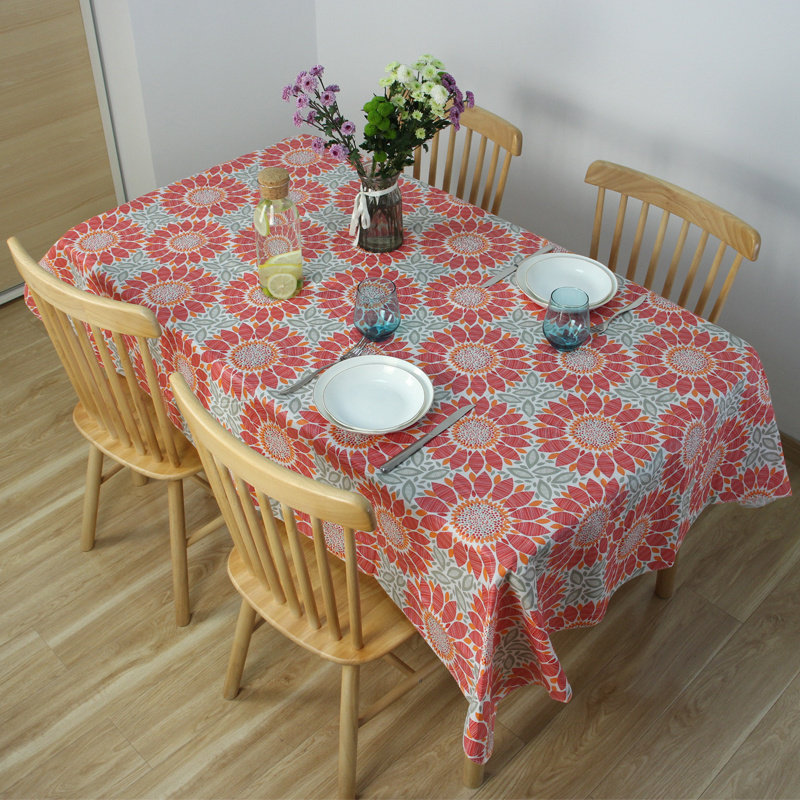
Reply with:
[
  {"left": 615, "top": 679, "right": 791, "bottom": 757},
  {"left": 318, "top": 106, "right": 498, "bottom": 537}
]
[
  {"left": 266, "top": 272, "right": 298, "bottom": 300},
  {"left": 253, "top": 202, "right": 269, "bottom": 237}
]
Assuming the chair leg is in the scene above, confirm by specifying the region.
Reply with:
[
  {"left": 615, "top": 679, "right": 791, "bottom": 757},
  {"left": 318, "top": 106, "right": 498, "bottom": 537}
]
[
  {"left": 167, "top": 479, "right": 190, "bottom": 626},
  {"left": 655, "top": 556, "right": 679, "bottom": 599},
  {"left": 224, "top": 598, "right": 257, "bottom": 700},
  {"left": 463, "top": 755, "right": 486, "bottom": 789},
  {"left": 131, "top": 470, "right": 149, "bottom": 486},
  {"left": 338, "top": 664, "right": 360, "bottom": 800},
  {"left": 80, "top": 445, "right": 104, "bottom": 551}
]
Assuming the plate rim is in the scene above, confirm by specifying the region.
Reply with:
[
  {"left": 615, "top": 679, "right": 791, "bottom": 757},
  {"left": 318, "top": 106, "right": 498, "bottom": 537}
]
[
  {"left": 313, "top": 354, "right": 434, "bottom": 434},
  {"left": 517, "top": 252, "right": 618, "bottom": 310}
]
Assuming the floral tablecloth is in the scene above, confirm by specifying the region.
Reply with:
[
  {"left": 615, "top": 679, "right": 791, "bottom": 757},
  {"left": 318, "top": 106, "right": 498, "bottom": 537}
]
[{"left": 35, "top": 135, "right": 792, "bottom": 763}]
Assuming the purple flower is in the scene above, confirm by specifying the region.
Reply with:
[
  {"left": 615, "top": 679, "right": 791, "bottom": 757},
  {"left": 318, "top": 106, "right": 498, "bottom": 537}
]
[
  {"left": 281, "top": 84, "right": 294, "bottom": 101},
  {"left": 341, "top": 120, "right": 356, "bottom": 136},
  {"left": 449, "top": 107, "right": 461, "bottom": 131},
  {"left": 440, "top": 72, "right": 456, "bottom": 91},
  {"left": 320, "top": 90, "right": 336, "bottom": 107},
  {"left": 325, "top": 84, "right": 340, "bottom": 93},
  {"left": 453, "top": 87, "right": 463, "bottom": 104},
  {"left": 307, "top": 108, "right": 317, "bottom": 124},
  {"left": 296, "top": 70, "right": 308, "bottom": 85},
  {"left": 296, "top": 94, "right": 309, "bottom": 109},
  {"left": 292, "top": 110, "right": 304, "bottom": 128},
  {"left": 329, "top": 143, "right": 349, "bottom": 161},
  {"left": 309, "top": 64, "right": 325, "bottom": 77},
  {"left": 465, "top": 90, "right": 475, "bottom": 108},
  {"left": 300, "top": 73, "right": 316, "bottom": 92},
  {"left": 312, "top": 137, "right": 326, "bottom": 154}
]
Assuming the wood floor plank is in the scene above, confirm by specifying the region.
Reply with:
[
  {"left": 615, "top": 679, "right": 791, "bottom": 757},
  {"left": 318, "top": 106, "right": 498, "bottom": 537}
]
[
  {"left": 591, "top": 560, "right": 800, "bottom": 799},
  {"left": 674, "top": 460, "right": 800, "bottom": 622},
  {"left": 0, "top": 717, "right": 150, "bottom": 799},
  {"left": 0, "top": 629, "right": 66, "bottom": 717},
  {"left": 701, "top": 668, "right": 800, "bottom": 799},
  {"left": 476, "top": 588, "right": 738, "bottom": 800}
]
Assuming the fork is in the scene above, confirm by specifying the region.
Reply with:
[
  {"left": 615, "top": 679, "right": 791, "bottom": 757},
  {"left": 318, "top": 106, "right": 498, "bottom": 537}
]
[
  {"left": 589, "top": 294, "right": 647, "bottom": 334},
  {"left": 276, "top": 337, "right": 369, "bottom": 395}
]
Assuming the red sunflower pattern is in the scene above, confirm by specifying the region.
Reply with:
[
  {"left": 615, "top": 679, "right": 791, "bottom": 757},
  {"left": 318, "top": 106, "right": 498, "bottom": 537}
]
[
  {"left": 157, "top": 327, "right": 211, "bottom": 414},
  {"left": 532, "top": 335, "right": 633, "bottom": 395},
  {"left": 316, "top": 266, "right": 419, "bottom": 322},
  {"left": 41, "top": 252, "right": 78, "bottom": 284},
  {"left": 239, "top": 399, "right": 315, "bottom": 475},
  {"left": 534, "top": 392, "right": 661, "bottom": 478},
  {"left": 635, "top": 327, "right": 748, "bottom": 398},
  {"left": 329, "top": 227, "right": 418, "bottom": 269},
  {"left": 160, "top": 173, "right": 254, "bottom": 219},
  {"left": 259, "top": 135, "right": 333, "bottom": 177},
  {"left": 220, "top": 271, "right": 313, "bottom": 323},
  {"left": 120, "top": 264, "right": 218, "bottom": 325},
  {"left": 418, "top": 472, "right": 547, "bottom": 579},
  {"left": 58, "top": 214, "right": 145, "bottom": 271},
  {"left": 417, "top": 324, "right": 531, "bottom": 396},
  {"left": 146, "top": 219, "right": 230, "bottom": 267},
  {"left": 359, "top": 482, "right": 435, "bottom": 577},
  {"left": 428, "top": 396, "right": 532, "bottom": 475},
  {"left": 640, "top": 293, "right": 698, "bottom": 329},
  {"left": 288, "top": 176, "right": 331, "bottom": 213},
  {"left": 605, "top": 487, "right": 682, "bottom": 592},
  {"left": 201, "top": 320, "right": 308, "bottom": 397},
  {"left": 658, "top": 397, "right": 720, "bottom": 492},
  {"left": 418, "top": 218, "right": 518, "bottom": 271},
  {"left": 402, "top": 579, "right": 479, "bottom": 691},
  {"left": 544, "top": 478, "right": 627, "bottom": 573},
  {"left": 719, "top": 464, "right": 792, "bottom": 506},
  {"left": 117, "top": 191, "right": 159, "bottom": 214},
  {"left": 425, "top": 270, "right": 518, "bottom": 325},
  {"left": 424, "top": 186, "right": 486, "bottom": 221},
  {"left": 738, "top": 366, "right": 778, "bottom": 429}
]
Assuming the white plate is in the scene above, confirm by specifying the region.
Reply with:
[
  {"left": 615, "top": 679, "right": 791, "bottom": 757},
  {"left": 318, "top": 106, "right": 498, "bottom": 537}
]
[
  {"left": 517, "top": 252, "right": 618, "bottom": 310},
  {"left": 314, "top": 355, "right": 434, "bottom": 434}
]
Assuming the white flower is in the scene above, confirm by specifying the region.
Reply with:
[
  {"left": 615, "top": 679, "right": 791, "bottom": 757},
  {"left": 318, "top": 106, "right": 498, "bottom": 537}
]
[
  {"left": 431, "top": 58, "right": 445, "bottom": 69},
  {"left": 408, "top": 78, "right": 421, "bottom": 92},
  {"left": 385, "top": 60, "right": 400, "bottom": 72},
  {"left": 421, "top": 64, "right": 438, "bottom": 80},
  {"left": 396, "top": 65, "right": 413, "bottom": 84},
  {"left": 430, "top": 103, "right": 447, "bottom": 119},
  {"left": 379, "top": 76, "right": 393, "bottom": 88},
  {"left": 411, "top": 109, "right": 423, "bottom": 121},
  {"left": 415, "top": 127, "right": 426, "bottom": 139},
  {"left": 430, "top": 84, "right": 448, "bottom": 106},
  {"left": 391, "top": 94, "right": 406, "bottom": 108},
  {"left": 413, "top": 59, "right": 427, "bottom": 70}
]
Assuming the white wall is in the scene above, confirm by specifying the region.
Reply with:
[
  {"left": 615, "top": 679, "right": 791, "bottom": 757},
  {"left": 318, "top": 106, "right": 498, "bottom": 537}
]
[{"left": 93, "top": 0, "right": 800, "bottom": 438}]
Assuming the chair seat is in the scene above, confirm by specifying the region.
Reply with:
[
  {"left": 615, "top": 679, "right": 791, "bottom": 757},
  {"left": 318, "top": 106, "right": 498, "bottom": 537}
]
[
  {"left": 73, "top": 398, "right": 202, "bottom": 480},
  {"left": 227, "top": 540, "right": 418, "bottom": 666}
]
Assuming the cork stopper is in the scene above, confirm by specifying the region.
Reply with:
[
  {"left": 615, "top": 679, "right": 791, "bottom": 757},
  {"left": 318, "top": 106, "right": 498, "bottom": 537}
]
[{"left": 258, "top": 167, "right": 290, "bottom": 200}]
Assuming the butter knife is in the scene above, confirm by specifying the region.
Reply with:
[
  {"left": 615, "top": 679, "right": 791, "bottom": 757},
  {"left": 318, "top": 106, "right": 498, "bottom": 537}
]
[
  {"left": 379, "top": 403, "right": 475, "bottom": 473},
  {"left": 481, "top": 244, "right": 554, "bottom": 288}
]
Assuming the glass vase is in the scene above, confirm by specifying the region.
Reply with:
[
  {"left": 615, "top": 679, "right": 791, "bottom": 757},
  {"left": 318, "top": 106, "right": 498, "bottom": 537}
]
[{"left": 357, "top": 172, "right": 403, "bottom": 253}]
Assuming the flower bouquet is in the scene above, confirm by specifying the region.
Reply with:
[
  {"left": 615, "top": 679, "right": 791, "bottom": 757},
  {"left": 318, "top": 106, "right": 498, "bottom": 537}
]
[{"left": 283, "top": 55, "right": 474, "bottom": 252}]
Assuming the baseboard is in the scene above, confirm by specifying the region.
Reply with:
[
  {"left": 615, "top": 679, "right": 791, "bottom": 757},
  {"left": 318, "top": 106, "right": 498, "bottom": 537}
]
[
  {"left": 0, "top": 283, "right": 24, "bottom": 305},
  {"left": 781, "top": 431, "right": 800, "bottom": 466}
]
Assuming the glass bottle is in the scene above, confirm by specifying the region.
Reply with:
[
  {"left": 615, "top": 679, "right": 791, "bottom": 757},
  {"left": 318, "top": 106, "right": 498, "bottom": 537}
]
[{"left": 254, "top": 167, "right": 303, "bottom": 299}]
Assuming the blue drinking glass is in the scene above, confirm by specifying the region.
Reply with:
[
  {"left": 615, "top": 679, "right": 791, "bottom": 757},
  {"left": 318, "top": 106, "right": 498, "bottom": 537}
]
[
  {"left": 353, "top": 277, "right": 401, "bottom": 342},
  {"left": 542, "top": 286, "right": 591, "bottom": 351}
]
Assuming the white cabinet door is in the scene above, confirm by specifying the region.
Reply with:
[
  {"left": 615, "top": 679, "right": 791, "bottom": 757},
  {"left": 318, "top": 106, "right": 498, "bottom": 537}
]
[{"left": 0, "top": 0, "right": 123, "bottom": 301}]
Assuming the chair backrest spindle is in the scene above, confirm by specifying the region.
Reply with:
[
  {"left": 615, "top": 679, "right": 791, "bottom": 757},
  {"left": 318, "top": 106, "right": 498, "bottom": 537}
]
[
  {"left": 170, "top": 373, "right": 377, "bottom": 652},
  {"left": 411, "top": 106, "right": 522, "bottom": 215},
  {"left": 585, "top": 161, "right": 760, "bottom": 324}
]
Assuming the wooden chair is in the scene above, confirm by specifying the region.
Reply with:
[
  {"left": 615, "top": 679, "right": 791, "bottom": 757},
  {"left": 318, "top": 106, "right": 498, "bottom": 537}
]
[
  {"left": 584, "top": 163, "right": 761, "bottom": 599},
  {"left": 7, "top": 236, "right": 223, "bottom": 626},
  {"left": 412, "top": 105, "right": 523, "bottom": 215},
  {"left": 584, "top": 160, "right": 761, "bottom": 325},
  {"left": 169, "top": 372, "right": 440, "bottom": 799}
]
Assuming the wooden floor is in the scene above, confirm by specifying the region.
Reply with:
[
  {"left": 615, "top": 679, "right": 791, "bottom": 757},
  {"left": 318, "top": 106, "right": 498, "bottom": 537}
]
[{"left": 1, "top": 294, "right": 799, "bottom": 800}]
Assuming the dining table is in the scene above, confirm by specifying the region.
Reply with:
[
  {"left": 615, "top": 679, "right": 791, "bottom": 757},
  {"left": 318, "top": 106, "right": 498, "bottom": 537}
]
[{"left": 30, "top": 133, "right": 792, "bottom": 769}]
